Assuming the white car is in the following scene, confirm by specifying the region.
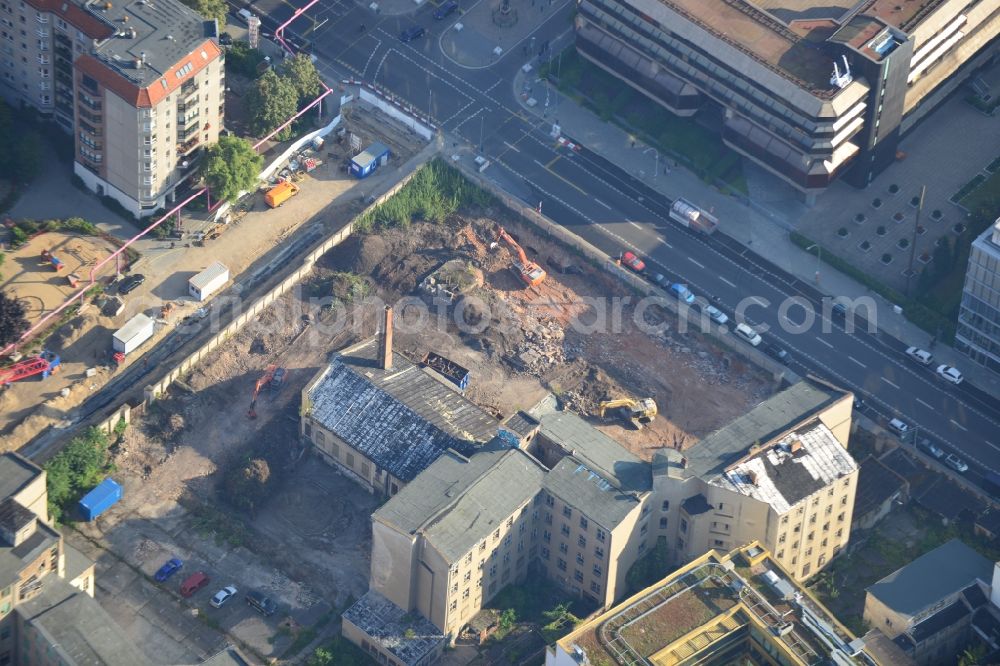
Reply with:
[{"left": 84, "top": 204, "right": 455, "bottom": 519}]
[
  {"left": 734, "top": 323, "right": 762, "bottom": 347},
  {"left": 945, "top": 453, "right": 969, "bottom": 473},
  {"left": 210, "top": 586, "right": 238, "bottom": 608},
  {"left": 703, "top": 305, "right": 728, "bottom": 325},
  {"left": 905, "top": 346, "right": 934, "bottom": 366},
  {"left": 936, "top": 365, "right": 964, "bottom": 385}
]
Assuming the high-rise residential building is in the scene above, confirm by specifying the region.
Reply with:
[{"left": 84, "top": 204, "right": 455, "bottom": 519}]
[
  {"left": 652, "top": 380, "right": 858, "bottom": 582},
  {"left": 575, "top": 0, "right": 1000, "bottom": 200},
  {"left": 956, "top": 218, "right": 1000, "bottom": 374},
  {"left": 547, "top": 542, "right": 906, "bottom": 666},
  {"left": 0, "top": 0, "right": 224, "bottom": 217},
  {"left": 0, "top": 453, "right": 144, "bottom": 665}
]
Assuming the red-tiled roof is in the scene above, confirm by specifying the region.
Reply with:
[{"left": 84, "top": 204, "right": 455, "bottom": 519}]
[
  {"left": 26, "top": 0, "right": 114, "bottom": 40},
  {"left": 75, "top": 38, "right": 221, "bottom": 108}
]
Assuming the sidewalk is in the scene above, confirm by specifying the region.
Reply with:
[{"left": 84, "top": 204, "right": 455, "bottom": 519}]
[{"left": 511, "top": 61, "right": 1000, "bottom": 396}]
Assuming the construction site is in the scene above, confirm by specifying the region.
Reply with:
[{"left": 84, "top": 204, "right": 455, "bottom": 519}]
[{"left": 0, "top": 97, "right": 428, "bottom": 453}]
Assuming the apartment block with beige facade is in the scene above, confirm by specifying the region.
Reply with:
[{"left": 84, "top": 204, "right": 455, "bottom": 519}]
[
  {"left": 0, "top": 0, "right": 224, "bottom": 218},
  {"left": 652, "top": 380, "right": 858, "bottom": 582},
  {"left": 0, "top": 453, "right": 143, "bottom": 665}
]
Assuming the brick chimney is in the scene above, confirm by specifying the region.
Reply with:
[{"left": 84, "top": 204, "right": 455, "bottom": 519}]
[{"left": 378, "top": 306, "right": 393, "bottom": 370}]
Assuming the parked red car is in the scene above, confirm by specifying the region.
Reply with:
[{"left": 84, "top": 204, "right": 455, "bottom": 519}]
[
  {"left": 180, "top": 572, "right": 209, "bottom": 597},
  {"left": 621, "top": 251, "right": 646, "bottom": 273}
]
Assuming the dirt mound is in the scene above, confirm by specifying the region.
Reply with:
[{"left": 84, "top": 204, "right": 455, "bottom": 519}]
[
  {"left": 353, "top": 234, "right": 389, "bottom": 274},
  {"left": 47, "top": 310, "right": 97, "bottom": 350}
]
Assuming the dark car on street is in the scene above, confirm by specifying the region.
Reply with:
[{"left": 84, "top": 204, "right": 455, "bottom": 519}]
[
  {"left": 154, "top": 557, "right": 183, "bottom": 582},
  {"left": 399, "top": 26, "right": 426, "bottom": 42},
  {"left": 763, "top": 343, "right": 791, "bottom": 365},
  {"left": 434, "top": 1, "right": 458, "bottom": 18},
  {"left": 118, "top": 273, "right": 146, "bottom": 295}
]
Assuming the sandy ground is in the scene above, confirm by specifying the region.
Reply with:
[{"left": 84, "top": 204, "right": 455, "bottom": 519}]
[{"left": 0, "top": 102, "right": 427, "bottom": 450}]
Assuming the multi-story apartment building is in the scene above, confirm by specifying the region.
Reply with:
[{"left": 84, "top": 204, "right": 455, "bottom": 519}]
[
  {"left": 0, "top": 0, "right": 224, "bottom": 217},
  {"left": 956, "top": 218, "right": 1000, "bottom": 374},
  {"left": 653, "top": 380, "right": 858, "bottom": 582},
  {"left": 0, "top": 453, "right": 143, "bottom": 665},
  {"left": 575, "top": 0, "right": 1000, "bottom": 200},
  {"left": 547, "top": 542, "right": 906, "bottom": 666}
]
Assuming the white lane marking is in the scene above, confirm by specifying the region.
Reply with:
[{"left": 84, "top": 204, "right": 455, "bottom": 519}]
[
  {"left": 629, "top": 221, "right": 642, "bottom": 230},
  {"left": 720, "top": 277, "right": 736, "bottom": 288},
  {"left": 748, "top": 296, "right": 768, "bottom": 307},
  {"left": 595, "top": 198, "right": 611, "bottom": 210},
  {"left": 881, "top": 377, "right": 900, "bottom": 389},
  {"left": 503, "top": 141, "right": 520, "bottom": 152},
  {"left": 657, "top": 238, "right": 673, "bottom": 249},
  {"left": 688, "top": 257, "right": 706, "bottom": 269},
  {"left": 988, "top": 441, "right": 1000, "bottom": 451},
  {"left": 848, "top": 356, "right": 865, "bottom": 368},
  {"left": 950, "top": 419, "right": 967, "bottom": 431},
  {"left": 916, "top": 398, "right": 933, "bottom": 409},
  {"left": 816, "top": 338, "right": 834, "bottom": 349}
]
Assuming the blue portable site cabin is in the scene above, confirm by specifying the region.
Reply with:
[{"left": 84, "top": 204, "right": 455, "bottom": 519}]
[
  {"left": 78, "top": 478, "right": 123, "bottom": 521},
  {"left": 350, "top": 142, "right": 390, "bottom": 178}
]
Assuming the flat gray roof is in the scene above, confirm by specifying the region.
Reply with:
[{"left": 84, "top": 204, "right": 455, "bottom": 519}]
[
  {"left": 867, "top": 539, "right": 993, "bottom": 617},
  {"left": 0, "top": 453, "right": 42, "bottom": 501},
  {"left": 375, "top": 448, "right": 546, "bottom": 562},
  {"left": 684, "top": 380, "right": 843, "bottom": 481},
  {"left": 309, "top": 338, "right": 498, "bottom": 482},
  {"left": 0, "top": 520, "right": 60, "bottom": 589},
  {"left": 17, "top": 577, "right": 145, "bottom": 665}
]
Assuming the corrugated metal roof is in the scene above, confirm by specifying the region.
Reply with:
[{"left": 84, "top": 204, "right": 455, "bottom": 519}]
[
  {"left": 684, "top": 380, "right": 844, "bottom": 481},
  {"left": 309, "top": 338, "right": 497, "bottom": 482},
  {"left": 189, "top": 261, "right": 229, "bottom": 291},
  {"left": 113, "top": 313, "right": 155, "bottom": 344},
  {"left": 352, "top": 142, "right": 390, "bottom": 169}
]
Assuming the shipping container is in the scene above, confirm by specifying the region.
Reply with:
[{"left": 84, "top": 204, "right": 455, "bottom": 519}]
[
  {"left": 265, "top": 180, "right": 299, "bottom": 208},
  {"left": 188, "top": 261, "right": 230, "bottom": 301},
  {"left": 113, "top": 313, "right": 155, "bottom": 354},
  {"left": 350, "top": 142, "right": 390, "bottom": 178},
  {"left": 78, "top": 478, "right": 122, "bottom": 521}
]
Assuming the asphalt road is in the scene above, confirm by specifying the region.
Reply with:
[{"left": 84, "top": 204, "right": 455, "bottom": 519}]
[{"left": 242, "top": 0, "right": 1000, "bottom": 479}]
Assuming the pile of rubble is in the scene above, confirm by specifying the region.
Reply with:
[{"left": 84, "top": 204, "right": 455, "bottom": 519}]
[{"left": 507, "top": 319, "right": 565, "bottom": 373}]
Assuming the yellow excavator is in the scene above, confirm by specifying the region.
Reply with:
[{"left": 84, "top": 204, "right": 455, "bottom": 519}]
[{"left": 598, "top": 397, "right": 658, "bottom": 429}]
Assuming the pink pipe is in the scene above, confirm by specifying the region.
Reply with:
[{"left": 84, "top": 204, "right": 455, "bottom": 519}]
[
  {"left": 252, "top": 87, "right": 334, "bottom": 150},
  {"left": 1, "top": 187, "right": 207, "bottom": 356}
]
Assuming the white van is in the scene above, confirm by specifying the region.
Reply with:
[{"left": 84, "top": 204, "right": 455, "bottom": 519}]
[
  {"left": 237, "top": 8, "right": 255, "bottom": 24},
  {"left": 734, "top": 322, "right": 762, "bottom": 347},
  {"left": 887, "top": 418, "right": 910, "bottom": 439}
]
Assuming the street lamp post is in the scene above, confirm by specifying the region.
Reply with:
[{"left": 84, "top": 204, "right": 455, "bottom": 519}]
[
  {"left": 479, "top": 114, "right": 485, "bottom": 153},
  {"left": 806, "top": 244, "right": 821, "bottom": 283},
  {"left": 643, "top": 147, "right": 659, "bottom": 179}
]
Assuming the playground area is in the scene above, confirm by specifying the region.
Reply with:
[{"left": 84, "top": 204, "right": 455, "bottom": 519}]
[{"left": 0, "top": 231, "right": 119, "bottom": 325}]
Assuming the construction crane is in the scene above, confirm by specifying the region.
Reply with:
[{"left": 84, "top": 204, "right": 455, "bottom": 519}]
[
  {"left": 598, "top": 397, "right": 658, "bottom": 429},
  {"left": 495, "top": 226, "right": 546, "bottom": 287},
  {"left": 247, "top": 364, "right": 277, "bottom": 419},
  {"left": 0, "top": 351, "right": 61, "bottom": 387}
]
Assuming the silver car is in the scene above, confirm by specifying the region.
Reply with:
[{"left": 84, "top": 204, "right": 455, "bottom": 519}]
[{"left": 210, "top": 586, "right": 237, "bottom": 608}]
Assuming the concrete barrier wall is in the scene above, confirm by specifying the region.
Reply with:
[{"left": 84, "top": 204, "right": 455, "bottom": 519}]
[{"left": 358, "top": 87, "right": 434, "bottom": 141}]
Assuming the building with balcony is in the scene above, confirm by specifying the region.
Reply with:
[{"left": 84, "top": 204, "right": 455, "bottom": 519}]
[
  {"left": 0, "top": 453, "right": 144, "bottom": 665},
  {"left": 0, "top": 0, "right": 224, "bottom": 217},
  {"left": 575, "top": 0, "right": 1000, "bottom": 200},
  {"left": 956, "top": 218, "right": 1000, "bottom": 374},
  {"left": 546, "top": 543, "right": 904, "bottom": 666}
]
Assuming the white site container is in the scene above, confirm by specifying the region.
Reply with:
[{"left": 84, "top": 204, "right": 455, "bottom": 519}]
[
  {"left": 113, "top": 313, "right": 155, "bottom": 354},
  {"left": 188, "top": 261, "right": 230, "bottom": 302}
]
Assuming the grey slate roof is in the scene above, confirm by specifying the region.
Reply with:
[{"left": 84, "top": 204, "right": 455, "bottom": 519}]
[
  {"left": 0, "top": 453, "right": 42, "bottom": 501},
  {"left": 17, "top": 577, "right": 146, "bottom": 665},
  {"left": 537, "top": 412, "right": 651, "bottom": 530},
  {"left": 375, "top": 449, "right": 546, "bottom": 562},
  {"left": 684, "top": 380, "right": 843, "bottom": 480},
  {"left": 342, "top": 590, "right": 444, "bottom": 666},
  {"left": 854, "top": 456, "right": 908, "bottom": 519},
  {"left": 867, "top": 539, "right": 993, "bottom": 617},
  {"left": 0, "top": 498, "right": 35, "bottom": 537},
  {"left": 0, "top": 520, "right": 59, "bottom": 589},
  {"left": 309, "top": 338, "right": 497, "bottom": 482}
]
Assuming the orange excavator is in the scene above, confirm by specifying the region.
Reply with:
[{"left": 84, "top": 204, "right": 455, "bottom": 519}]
[
  {"left": 495, "top": 226, "right": 546, "bottom": 287},
  {"left": 247, "top": 364, "right": 277, "bottom": 419}
]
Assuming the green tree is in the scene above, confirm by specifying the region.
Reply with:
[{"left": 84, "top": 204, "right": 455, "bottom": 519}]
[
  {"left": 245, "top": 68, "right": 298, "bottom": 141},
  {"left": 281, "top": 53, "right": 322, "bottom": 104},
  {"left": 44, "top": 427, "right": 112, "bottom": 523},
  {"left": 0, "top": 291, "right": 28, "bottom": 346},
  {"left": 499, "top": 608, "right": 516, "bottom": 631},
  {"left": 178, "top": 0, "right": 226, "bottom": 28},
  {"left": 200, "top": 135, "right": 263, "bottom": 204},
  {"left": 225, "top": 41, "right": 266, "bottom": 78},
  {"left": 959, "top": 643, "right": 987, "bottom": 666}
]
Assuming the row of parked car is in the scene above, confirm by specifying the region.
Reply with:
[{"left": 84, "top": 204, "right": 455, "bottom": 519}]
[
  {"left": 903, "top": 345, "right": 965, "bottom": 385},
  {"left": 619, "top": 251, "right": 792, "bottom": 364},
  {"left": 153, "top": 557, "right": 278, "bottom": 615}
]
